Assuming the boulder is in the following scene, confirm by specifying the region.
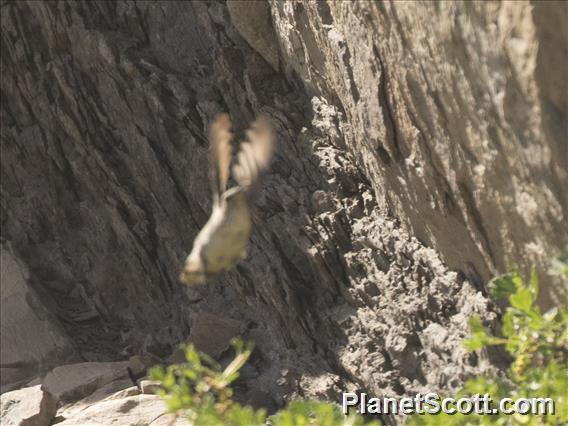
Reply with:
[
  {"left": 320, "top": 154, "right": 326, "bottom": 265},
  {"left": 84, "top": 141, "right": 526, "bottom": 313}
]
[
  {"left": 189, "top": 312, "right": 241, "bottom": 358},
  {"left": 0, "top": 385, "right": 57, "bottom": 426},
  {"left": 56, "top": 394, "right": 185, "bottom": 425},
  {"left": 139, "top": 379, "right": 161, "bottom": 395},
  {"left": 56, "top": 377, "right": 139, "bottom": 420},
  {"left": 43, "top": 361, "right": 129, "bottom": 402}
]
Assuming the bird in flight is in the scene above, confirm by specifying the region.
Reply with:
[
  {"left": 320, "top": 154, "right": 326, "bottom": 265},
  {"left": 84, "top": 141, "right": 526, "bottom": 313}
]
[{"left": 179, "top": 113, "right": 275, "bottom": 285}]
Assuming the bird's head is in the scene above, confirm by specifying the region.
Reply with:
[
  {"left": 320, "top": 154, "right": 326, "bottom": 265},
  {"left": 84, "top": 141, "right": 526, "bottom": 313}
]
[{"left": 179, "top": 256, "right": 207, "bottom": 285}]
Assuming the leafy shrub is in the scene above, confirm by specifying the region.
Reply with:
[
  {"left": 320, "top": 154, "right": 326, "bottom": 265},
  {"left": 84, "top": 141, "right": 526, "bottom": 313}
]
[
  {"left": 409, "top": 263, "right": 567, "bottom": 425},
  {"left": 150, "top": 340, "right": 375, "bottom": 425},
  {"left": 150, "top": 340, "right": 264, "bottom": 425}
]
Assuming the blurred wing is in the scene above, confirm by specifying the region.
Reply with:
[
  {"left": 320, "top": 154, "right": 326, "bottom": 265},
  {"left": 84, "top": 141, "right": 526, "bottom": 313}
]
[
  {"left": 209, "top": 113, "right": 233, "bottom": 198},
  {"left": 232, "top": 115, "right": 275, "bottom": 189}
]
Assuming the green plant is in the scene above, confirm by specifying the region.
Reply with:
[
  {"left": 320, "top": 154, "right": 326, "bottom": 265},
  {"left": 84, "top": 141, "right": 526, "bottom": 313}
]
[
  {"left": 152, "top": 259, "right": 567, "bottom": 426},
  {"left": 409, "top": 265, "right": 567, "bottom": 425},
  {"left": 150, "top": 340, "right": 265, "bottom": 425},
  {"left": 150, "top": 340, "right": 375, "bottom": 425}
]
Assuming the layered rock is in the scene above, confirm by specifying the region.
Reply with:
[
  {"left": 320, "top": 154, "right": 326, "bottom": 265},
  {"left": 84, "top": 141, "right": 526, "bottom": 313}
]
[{"left": 1, "top": 1, "right": 566, "bottom": 424}]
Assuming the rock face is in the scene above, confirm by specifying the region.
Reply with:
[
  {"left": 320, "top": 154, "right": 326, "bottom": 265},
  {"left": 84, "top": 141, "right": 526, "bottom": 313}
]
[
  {"left": 269, "top": 1, "right": 567, "bottom": 306},
  {"left": 0, "top": 243, "right": 77, "bottom": 393},
  {"left": 1, "top": 0, "right": 566, "bottom": 422}
]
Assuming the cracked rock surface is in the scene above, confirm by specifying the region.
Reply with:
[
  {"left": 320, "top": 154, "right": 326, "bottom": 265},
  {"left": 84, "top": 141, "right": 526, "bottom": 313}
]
[{"left": 1, "top": 0, "right": 566, "bottom": 423}]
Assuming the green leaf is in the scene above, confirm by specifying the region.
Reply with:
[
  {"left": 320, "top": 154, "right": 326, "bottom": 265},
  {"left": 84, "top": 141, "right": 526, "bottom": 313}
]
[
  {"left": 464, "top": 316, "right": 506, "bottom": 350},
  {"left": 510, "top": 287, "right": 533, "bottom": 313},
  {"left": 528, "top": 310, "right": 544, "bottom": 330},
  {"left": 502, "top": 311, "right": 514, "bottom": 337},
  {"left": 529, "top": 267, "right": 539, "bottom": 298},
  {"left": 489, "top": 274, "right": 516, "bottom": 299}
]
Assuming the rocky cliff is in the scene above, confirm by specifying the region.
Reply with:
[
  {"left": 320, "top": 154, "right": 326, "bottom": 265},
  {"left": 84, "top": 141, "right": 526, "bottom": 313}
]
[{"left": 1, "top": 0, "right": 566, "bottom": 423}]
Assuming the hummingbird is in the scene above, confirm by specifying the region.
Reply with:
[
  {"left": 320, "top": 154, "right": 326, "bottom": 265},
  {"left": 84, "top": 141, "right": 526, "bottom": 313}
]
[{"left": 179, "top": 113, "right": 275, "bottom": 285}]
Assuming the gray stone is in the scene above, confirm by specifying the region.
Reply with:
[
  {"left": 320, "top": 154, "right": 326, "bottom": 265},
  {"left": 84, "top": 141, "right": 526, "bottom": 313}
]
[
  {"left": 0, "top": 385, "right": 57, "bottom": 426},
  {"left": 139, "top": 379, "right": 162, "bottom": 395},
  {"left": 43, "top": 361, "right": 129, "bottom": 402},
  {"left": 227, "top": 0, "right": 280, "bottom": 71},
  {"left": 56, "top": 378, "right": 140, "bottom": 421},
  {"left": 189, "top": 312, "right": 241, "bottom": 358},
  {"left": 56, "top": 394, "right": 173, "bottom": 426},
  {"left": 0, "top": 245, "right": 77, "bottom": 393}
]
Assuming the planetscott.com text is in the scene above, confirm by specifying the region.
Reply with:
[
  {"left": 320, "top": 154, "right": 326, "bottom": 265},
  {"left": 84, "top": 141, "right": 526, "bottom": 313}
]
[{"left": 342, "top": 392, "right": 555, "bottom": 416}]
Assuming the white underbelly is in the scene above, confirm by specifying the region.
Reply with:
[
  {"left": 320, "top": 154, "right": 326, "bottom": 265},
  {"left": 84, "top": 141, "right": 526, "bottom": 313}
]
[{"left": 202, "top": 199, "right": 252, "bottom": 271}]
